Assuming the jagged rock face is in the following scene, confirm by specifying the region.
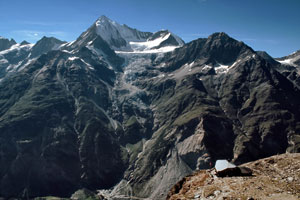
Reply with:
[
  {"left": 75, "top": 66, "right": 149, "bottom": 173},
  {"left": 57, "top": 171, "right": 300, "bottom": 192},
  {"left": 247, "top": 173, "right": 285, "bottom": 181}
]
[
  {"left": 65, "top": 24, "right": 124, "bottom": 72},
  {"left": 30, "top": 36, "right": 66, "bottom": 58},
  {"left": 256, "top": 51, "right": 280, "bottom": 66},
  {"left": 274, "top": 51, "right": 300, "bottom": 89},
  {"left": 0, "top": 37, "right": 16, "bottom": 51},
  {"left": 94, "top": 15, "right": 152, "bottom": 50},
  {"left": 0, "top": 43, "right": 33, "bottom": 80},
  {"left": 0, "top": 49, "right": 126, "bottom": 198},
  {"left": 0, "top": 37, "right": 66, "bottom": 80},
  {"left": 0, "top": 17, "right": 299, "bottom": 199},
  {"left": 20, "top": 40, "right": 30, "bottom": 46}
]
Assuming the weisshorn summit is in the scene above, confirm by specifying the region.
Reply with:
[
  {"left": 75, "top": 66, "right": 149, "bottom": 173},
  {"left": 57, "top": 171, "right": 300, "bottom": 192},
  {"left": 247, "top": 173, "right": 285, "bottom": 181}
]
[{"left": 0, "top": 16, "right": 299, "bottom": 199}]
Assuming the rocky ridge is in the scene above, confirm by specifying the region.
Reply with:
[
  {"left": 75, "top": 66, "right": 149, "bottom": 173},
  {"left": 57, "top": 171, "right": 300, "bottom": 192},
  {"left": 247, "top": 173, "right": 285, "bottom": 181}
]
[
  {"left": 167, "top": 153, "right": 300, "bottom": 200},
  {"left": 0, "top": 16, "right": 299, "bottom": 199},
  {"left": 0, "top": 37, "right": 17, "bottom": 51}
]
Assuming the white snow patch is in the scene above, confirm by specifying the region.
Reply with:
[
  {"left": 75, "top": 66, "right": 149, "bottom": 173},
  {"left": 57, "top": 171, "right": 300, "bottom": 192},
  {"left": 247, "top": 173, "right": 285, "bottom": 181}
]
[
  {"left": 202, "top": 65, "right": 212, "bottom": 71},
  {"left": 214, "top": 63, "right": 231, "bottom": 74},
  {"left": 66, "top": 40, "right": 75, "bottom": 47},
  {"left": 58, "top": 43, "right": 68, "bottom": 48},
  {"left": 129, "top": 33, "right": 171, "bottom": 51},
  {"left": 277, "top": 58, "right": 297, "bottom": 66},
  {"left": 68, "top": 56, "right": 79, "bottom": 61},
  {"left": 124, "top": 69, "right": 132, "bottom": 75},
  {"left": 17, "top": 59, "right": 36, "bottom": 72},
  {"left": 231, "top": 59, "right": 241, "bottom": 67},
  {"left": 158, "top": 74, "right": 165, "bottom": 78},
  {"left": 6, "top": 61, "right": 23, "bottom": 72},
  {"left": 88, "top": 66, "right": 95, "bottom": 70},
  {"left": 80, "top": 58, "right": 90, "bottom": 66},
  {"left": 159, "top": 63, "right": 166, "bottom": 68},
  {"left": 62, "top": 50, "right": 71, "bottom": 53},
  {"left": 68, "top": 56, "right": 95, "bottom": 70},
  {"left": 0, "top": 43, "right": 33, "bottom": 55},
  {"left": 188, "top": 61, "right": 195, "bottom": 67},
  {"left": 276, "top": 51, "right": 300, "bottom": 67},
  {"left": 116, "top": 46, "right": 179, "bottom": 54},
  {"left": 82, "top": 31, "right": 89, "bottom": 38},
  {"left": 80, "top": 58, "right": 95, "bottom": 70}
]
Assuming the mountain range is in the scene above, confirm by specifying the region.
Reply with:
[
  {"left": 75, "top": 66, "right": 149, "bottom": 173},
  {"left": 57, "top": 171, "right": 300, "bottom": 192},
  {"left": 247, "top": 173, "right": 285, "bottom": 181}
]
[{"left": 0, "top": 16, "right": 299, "bottom": 199}]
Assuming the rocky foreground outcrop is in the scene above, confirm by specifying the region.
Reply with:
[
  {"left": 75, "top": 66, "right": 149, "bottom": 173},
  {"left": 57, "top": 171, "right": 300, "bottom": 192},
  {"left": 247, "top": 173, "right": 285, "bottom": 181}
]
[{"left": 167, "top": 153, "right": 300, "bottom": 200}]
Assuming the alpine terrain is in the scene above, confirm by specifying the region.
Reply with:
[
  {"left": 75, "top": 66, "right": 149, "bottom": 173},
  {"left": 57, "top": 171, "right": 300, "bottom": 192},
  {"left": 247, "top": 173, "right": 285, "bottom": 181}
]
[
  {"left": 0, "top": 16, "right": 299, "bottom": 199},
  {"left": 167, "top": 153, "right": 300, "bottom": 200}
]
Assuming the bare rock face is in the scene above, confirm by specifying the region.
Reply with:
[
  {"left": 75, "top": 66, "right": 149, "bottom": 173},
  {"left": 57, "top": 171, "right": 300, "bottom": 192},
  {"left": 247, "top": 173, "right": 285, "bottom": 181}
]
[
  {"left": 0, "top": 37, "right": 16, "bottom": 51},
  {"left": 0, "top": 49, "right": 126, "bottom": 197},
  {"left": 30, "top": 36, "right": 66, "bottom": 58},
  {"left": 167, "top": 153, "right": 300, "bottom": 200}
]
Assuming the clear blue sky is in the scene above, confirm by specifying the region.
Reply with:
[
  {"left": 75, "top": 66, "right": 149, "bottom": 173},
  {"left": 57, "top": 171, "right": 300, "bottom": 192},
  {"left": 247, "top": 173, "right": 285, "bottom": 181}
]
[{"left": 0, "top": 0, "right": 299, "bottom": 57}]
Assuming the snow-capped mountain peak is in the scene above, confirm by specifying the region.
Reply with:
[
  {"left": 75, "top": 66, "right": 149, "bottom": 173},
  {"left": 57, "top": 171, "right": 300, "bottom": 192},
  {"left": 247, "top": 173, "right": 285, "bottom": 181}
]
[
  {"left": 94, "top": 15, "right": 151, "bottom": 50},
  {"left": 93, "top": 16, "right": 184, "bottom": 53},
  {"left": 62, "top": 16, "right": 185, "bottom": 55},
  {"left": 147, "top": 30, "right": 184, "bottom": 46}
]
